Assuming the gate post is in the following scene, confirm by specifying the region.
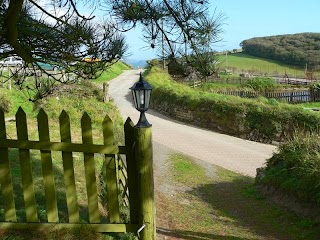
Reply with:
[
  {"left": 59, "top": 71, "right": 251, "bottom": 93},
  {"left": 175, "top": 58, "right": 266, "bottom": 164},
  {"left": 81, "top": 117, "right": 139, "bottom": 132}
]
[{"left": 134, "top": 126, "right": 155, "bottom": 240}]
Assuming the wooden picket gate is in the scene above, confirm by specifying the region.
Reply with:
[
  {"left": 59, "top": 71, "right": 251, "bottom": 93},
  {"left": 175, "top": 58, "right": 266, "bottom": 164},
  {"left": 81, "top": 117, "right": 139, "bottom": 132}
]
[{"left": 0, "top": 107, "right": 154, "bottom": 238}]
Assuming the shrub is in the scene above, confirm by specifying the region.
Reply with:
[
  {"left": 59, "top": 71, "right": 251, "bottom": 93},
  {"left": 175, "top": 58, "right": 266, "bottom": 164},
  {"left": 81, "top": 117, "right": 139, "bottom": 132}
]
[
  {"left": 0, "top": 90, "right": 13, "bottom": 113},
  {"left": 146, "top": 59, "right": 161, "bottom": 68},
  {"left": 256, "top": 133, "right": 320, "bottom": 205},
  {"left": 167, "top": 58, "right": 187, "bottom": 76},
  {"left": 244, "top": 77, "right": 278, "bottom": 92},
  {"left": 309, "top": 82, "right": 320, "bottom": 91},
  {"left": 51, "top": 81, "right": 104, "bottom": 101}
]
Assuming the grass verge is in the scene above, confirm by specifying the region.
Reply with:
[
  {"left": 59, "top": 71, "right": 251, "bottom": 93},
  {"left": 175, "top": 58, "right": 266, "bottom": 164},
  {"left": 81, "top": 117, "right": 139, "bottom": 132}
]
[
  {"left": 93, "top": 61, "right": 131, "bottom": 83},
  {"left": 156, "top": 153, "right": 320, "bottom": 240}
]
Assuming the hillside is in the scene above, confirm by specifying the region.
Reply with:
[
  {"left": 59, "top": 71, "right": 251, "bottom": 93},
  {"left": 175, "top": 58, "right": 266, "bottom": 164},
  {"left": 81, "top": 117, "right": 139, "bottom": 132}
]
[
  {"left": 217, "top": 53, "right": 320, "bottom": 78},
  {"left": 93, "top": 60, "right": 131, "bottom": 83},
  {"left": 124, "top": 58, "right": 147, "bottom": 69},
  {"left": 240, "top": 33, "right": 320, "bottom": 69}
]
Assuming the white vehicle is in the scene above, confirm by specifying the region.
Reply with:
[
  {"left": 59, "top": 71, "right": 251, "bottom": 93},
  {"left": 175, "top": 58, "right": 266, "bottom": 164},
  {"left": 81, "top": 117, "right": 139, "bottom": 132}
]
[{"left": 0, "top": 56, "right": 24, "bottom": 67}]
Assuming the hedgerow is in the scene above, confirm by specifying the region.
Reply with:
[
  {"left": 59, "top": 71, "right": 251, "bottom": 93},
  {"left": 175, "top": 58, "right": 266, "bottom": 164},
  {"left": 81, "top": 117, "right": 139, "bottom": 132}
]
[
  {"left": 257, "top": 133, "right": 320, "bottom": 205},
  {"left": 145, "top": 66, "right": 320, "bottom": 143}
]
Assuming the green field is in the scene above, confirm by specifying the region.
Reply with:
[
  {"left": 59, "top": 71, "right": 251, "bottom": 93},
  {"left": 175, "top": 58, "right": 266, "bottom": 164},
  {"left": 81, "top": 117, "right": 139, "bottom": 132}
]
[{"left": 217, "top": 53, "right": 320, "bottom": 79}]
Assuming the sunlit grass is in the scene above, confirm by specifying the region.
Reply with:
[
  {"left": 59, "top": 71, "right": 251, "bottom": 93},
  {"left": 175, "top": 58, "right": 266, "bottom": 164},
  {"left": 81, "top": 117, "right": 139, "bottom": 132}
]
[
  {"left": 218, "top": 53, "right": 320, "bottom": 78},
  {"left": 93, "top": 61, "right": 131, "bottom": 83},
  {"left": 160, "top": 153, "right": 320, "bottom": 240}
]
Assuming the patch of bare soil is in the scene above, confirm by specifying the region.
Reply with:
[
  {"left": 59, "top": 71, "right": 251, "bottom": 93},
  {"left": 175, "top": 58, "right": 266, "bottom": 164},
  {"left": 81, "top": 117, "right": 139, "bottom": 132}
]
[{"left": 153, "top": 142, "right": 218, "bottom": 240}]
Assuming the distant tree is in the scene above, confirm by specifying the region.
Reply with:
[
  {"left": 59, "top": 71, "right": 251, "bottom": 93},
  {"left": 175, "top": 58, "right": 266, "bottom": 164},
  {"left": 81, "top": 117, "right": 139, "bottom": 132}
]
[
  {"left": 0, "top": 0, "right": 225, "bottom": 100},
  {"left": 240, "top": 33, "right": 320, "bottom": 68}
]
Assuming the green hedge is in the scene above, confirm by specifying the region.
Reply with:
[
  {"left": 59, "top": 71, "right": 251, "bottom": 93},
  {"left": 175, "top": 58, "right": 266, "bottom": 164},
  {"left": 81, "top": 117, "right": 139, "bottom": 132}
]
[
  {"left": 145, "top": 66, "right": 320, "bottom": 143},
  {"left": 0, "top": 89, "right": 13, "bottom": 113}
]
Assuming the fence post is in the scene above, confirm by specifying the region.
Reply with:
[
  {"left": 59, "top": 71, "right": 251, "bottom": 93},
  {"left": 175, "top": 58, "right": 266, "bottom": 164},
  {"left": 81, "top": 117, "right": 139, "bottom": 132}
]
[
  {"left": 8, "top": 67, "right": 12, "bottom": 90},
  {"left": 0, "top": 67, "right": 3, "bottom": 87},
  {"left": 103, "top": 82, "right": 109, "bottom": 102},
  {"left": 134, "top": 125, "right": 155, "bottom": 240}
]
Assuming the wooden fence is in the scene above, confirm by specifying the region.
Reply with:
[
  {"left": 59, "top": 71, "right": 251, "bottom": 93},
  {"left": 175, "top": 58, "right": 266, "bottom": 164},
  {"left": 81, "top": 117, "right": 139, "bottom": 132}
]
[
  {"left": 211, "top": 90, "right": 320, "bottom": 103},
  {"left": 188, "top": 77, "right": 318, "bottom": 87},
  {"left": 190, "top": 80, "right": 203, "bottom": 88},
  {"left": 0, "top": 108, "right": 155, "bottom": 238}
]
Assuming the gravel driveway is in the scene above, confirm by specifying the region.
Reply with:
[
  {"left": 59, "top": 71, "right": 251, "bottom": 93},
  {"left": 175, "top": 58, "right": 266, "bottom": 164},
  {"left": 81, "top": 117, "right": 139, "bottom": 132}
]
[{"left": 109, "top": 70, "right": 277, "bottom": 177}]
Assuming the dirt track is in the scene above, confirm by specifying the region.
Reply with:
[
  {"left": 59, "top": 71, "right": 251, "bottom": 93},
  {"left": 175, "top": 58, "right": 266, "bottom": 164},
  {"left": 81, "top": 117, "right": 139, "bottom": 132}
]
[{"left": 109, "top": 70, "right": 277, "bottom": 177}]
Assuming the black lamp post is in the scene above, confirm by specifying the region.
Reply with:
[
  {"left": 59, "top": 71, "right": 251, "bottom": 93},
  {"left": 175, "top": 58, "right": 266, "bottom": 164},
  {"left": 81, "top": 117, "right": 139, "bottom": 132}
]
[{"left": 130, "top": 73, "right": 153, "bottom": 127}]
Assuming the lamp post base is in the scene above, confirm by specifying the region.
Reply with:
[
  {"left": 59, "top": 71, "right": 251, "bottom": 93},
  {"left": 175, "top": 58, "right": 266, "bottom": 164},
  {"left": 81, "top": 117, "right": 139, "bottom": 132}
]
[{"left": 135, "top": 111, "right": 152, "bottom": 128}]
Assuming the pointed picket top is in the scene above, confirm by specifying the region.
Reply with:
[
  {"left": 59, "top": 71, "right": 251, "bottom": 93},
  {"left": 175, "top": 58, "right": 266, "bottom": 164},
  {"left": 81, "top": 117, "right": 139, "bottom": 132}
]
[
  {"left": 124, "top": 117, "right": 135, "bottom": 129},
  {"left": 16, "top": 107, "right": 26, "bottom": 121},
  {"left": 81, "top": 112, "right": 91, "bottom": 125},
  {"left": 59, "top": 110, "right": 70, "bottom": 122},
  {"left": 102, "top": 114, "right": 114, "bottom": 146},
  {"left": 59, "top": 110, "right": 71, "bottom": 142},
  {"left": 81, "top": 112, "right": 93, "bottom": 143},
  {"left": 37, "top": 108, "right": 50, "bottom": 140},
  {"left": 37, "top": 108, "right": 48, "bottom": 121},
  {"left": 124, "top": 117, "right": 135, "bottom": 143},
  {"left": 16, "top": 107, "right": 28, "bottom": 139}
]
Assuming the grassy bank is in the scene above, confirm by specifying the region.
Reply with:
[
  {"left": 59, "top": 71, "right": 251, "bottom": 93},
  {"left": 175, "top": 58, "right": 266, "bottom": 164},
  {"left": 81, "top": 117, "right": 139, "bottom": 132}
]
[
  {"left": 156, "top": 153, "right": 320, "bottom": 239},
  {"left": 94, "top": 61, "right": 131, "bottom": 83}
]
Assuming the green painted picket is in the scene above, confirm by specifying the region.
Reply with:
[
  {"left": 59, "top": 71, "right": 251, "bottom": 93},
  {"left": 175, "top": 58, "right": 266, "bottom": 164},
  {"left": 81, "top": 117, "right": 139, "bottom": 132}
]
[{"left": 0, "top": 107, "right": 140, "bottom": 234}]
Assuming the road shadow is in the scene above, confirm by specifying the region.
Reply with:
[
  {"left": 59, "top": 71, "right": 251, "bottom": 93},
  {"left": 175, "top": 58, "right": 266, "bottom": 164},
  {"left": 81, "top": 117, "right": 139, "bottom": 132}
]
[
  {"left": 124, "top": 91, "right": 135, "bottom": 109},
  {"left": 183, "top": 175, "right": 320, "bottom": 240}
]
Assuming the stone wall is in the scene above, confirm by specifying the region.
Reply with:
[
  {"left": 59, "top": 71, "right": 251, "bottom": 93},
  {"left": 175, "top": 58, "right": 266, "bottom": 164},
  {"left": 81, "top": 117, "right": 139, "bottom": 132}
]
[{"left": 151, "top": 100, "right": 249, "bottom": 140}]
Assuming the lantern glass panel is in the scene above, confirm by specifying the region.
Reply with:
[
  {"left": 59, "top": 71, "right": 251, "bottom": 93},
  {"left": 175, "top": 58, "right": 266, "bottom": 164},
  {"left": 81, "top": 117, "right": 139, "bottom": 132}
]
[
  {"left": 131, "top": 91, "right": 137, "bottom": 109},
  {"left": 139, "top": 90, "right": 145, "bottom": 107},
  {"left": 144, "top": 90, "right": 151, "bottom": 110},
  {"left": 132, "top": 90, "right": 148, "bottom": 111}
]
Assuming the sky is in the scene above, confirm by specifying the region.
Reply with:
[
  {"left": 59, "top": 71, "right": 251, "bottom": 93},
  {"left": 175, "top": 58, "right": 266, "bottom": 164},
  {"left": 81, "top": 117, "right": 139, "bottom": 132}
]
[{"left": 79, "top": 0, "right": 320, "bottom": 60}]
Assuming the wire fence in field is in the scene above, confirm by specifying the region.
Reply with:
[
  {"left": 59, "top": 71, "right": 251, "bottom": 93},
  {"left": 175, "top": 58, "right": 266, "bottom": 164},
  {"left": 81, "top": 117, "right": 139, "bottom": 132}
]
[
  {"left": 210, "top": 89, "right": 320, "bottom": 103},
  {"left": 199, "top": 77, "right": 319, "bottom": 86}
]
